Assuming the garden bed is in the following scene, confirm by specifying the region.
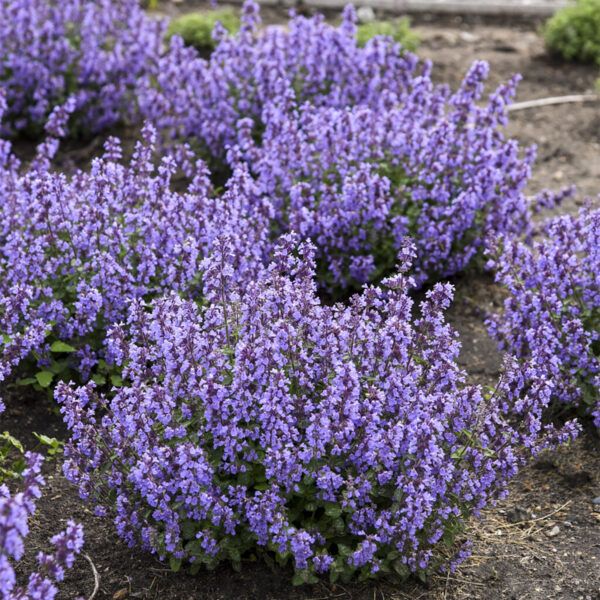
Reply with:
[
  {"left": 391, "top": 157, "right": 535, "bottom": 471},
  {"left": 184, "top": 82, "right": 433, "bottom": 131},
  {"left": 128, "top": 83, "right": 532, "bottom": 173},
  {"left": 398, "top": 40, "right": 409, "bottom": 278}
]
[{"left": 3, "top": 7, "right": 600, "bottom": 600}]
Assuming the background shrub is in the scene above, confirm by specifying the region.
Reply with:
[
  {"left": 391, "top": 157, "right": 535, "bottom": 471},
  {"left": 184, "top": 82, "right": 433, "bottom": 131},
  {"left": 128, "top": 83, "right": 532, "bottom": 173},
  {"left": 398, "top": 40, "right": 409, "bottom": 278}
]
[
  {"left": 488, "top": 203, "right": 600, "bottom": 427},
  {"left": 543, "top": 0, "right": 600, "bottom": 64},
  {"left": 356, "top": 18, "right": 419, "bottom": 51},
  {"left": 166, "top": 10, "right": 240, "bottom": 55},
  {"left": 58, "top": 235, "right": 577, "bottom": 584}
]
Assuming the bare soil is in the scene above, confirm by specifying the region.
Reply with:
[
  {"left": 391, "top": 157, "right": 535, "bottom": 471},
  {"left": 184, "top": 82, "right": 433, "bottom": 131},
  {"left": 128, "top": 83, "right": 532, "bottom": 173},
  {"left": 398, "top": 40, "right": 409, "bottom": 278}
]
[{"left": 3, "top": 7, "right": 600, "bottom": 600}]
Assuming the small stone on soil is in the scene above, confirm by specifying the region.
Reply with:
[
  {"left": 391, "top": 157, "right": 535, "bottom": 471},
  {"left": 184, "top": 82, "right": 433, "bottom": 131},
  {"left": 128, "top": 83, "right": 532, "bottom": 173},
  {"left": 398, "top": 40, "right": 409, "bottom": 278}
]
[
  {"left": 546, "top": 525, "right": 560, "bottom": 538},
  {"left": 458, "top": 31, "right": 480, "bottom": 43},
  {"left": 356, "top": 6, "right": 375, "bottom": 23}
]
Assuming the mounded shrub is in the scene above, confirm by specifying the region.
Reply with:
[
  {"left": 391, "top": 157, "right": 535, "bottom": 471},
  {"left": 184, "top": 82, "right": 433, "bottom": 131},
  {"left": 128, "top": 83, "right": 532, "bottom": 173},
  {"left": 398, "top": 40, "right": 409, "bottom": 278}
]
[
  {"left": 543, "top": 0, "right": 600, "bottom": 64},
  {"left": 140, "top": 2, "right": 571, "bottom": 289},
  {"left": 235, "top": 61, "right": 573, "bottom": 289},
  {"left": 356, "top": 18, "right": 419, "bottom": 51},
  {"left": 488, "top": 202, "right": 600, "bottom": 427},
  {"left": 166, "top": 10, "right": 240, "bottom": 55},
  {"left": 0, "top": 0, "right": 164, "bottom": 136},
  {"left": 58, "top": 235, "right": 577, "bottom": 584}
]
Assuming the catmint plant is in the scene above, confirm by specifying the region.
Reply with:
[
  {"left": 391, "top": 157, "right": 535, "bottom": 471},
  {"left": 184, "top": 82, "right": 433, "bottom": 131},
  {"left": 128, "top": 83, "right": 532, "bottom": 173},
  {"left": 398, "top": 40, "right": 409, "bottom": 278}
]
[
  {"left": 0, "top": 0, "right": 164, "bottom": 136},
  {"left": 58, "top": 235, "right": 577, "bottom": 584},
  {"left": 0, "top": 423, "right": 84, "bottom": 599},
  {"left": 0, "top": 97, "right": 270, "bottom": 393},
  {"left": 488, "top": 202, "right": 600, "bottom": 427},
  {"left": 236, "top": 62, "right": 572, "bottom": 289},
  {"left": 138, "top": 1, "right": 571, "bottom": 288},
  {"left": 137, "top": 1, "right": 423, "bottom": 158}
]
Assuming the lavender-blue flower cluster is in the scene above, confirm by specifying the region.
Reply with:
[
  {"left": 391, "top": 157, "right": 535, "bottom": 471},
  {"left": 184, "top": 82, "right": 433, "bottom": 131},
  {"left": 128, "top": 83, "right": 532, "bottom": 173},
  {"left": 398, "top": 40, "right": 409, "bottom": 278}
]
[
  {"left": 238, "top": 62, "right": 566, "bottom": 287},
  {"left": 488, "top": 203, "right": 600, "bottom": 427},
  {"left": 0, "top": 96, "right": 269, "bottom": 389},
  {"left": 138, "top": 3, "right": 421, "bottom": 157},
  {"left": 0, "top": 435, "right": 84, "bottom": 599},
  {"left": 0, "top": 0, "right": 164, "bottom": 135},
  {"left": 57, "top": 235, "right": 577, "bottom": 582},
  {"left": 138, "top": 2, "right": 570, "bottom": 286}
]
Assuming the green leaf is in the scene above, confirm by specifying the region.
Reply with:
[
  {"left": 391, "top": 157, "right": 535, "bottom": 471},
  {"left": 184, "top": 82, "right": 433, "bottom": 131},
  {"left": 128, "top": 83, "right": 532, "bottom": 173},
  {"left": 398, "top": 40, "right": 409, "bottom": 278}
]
[
  {"left": 92, "top": 374, "right": 106, "bottom": 386},
  {"left": 16, "top": 377, "right": 37, "bottom": 386},
  {"left": 35, "top": 371, "right": 54, "bottom": 388},
  {"left": 184, "top": 540, "right": 204, "bottom": 556},
  {"left": 33, "top": 433, "right": 62, "bottom": 456},
  {"left": 292, "top": 572, "right": 305, "bottom": 586},
  {"left": 169, "top": 557, "right": 182, "bottom": 572},
  {"left": 324, "top": 504, "right": 342, "bottom": 518},
  {"left": 392, "top": 559, "right": 410, "bottom": 580},
  {"left": 50, "top": 341, "right": 76, "bottom": 353},
  {"left": 442, "top": 531, "right": 454, "bottom": 549},
  {"left": 180, "top": 520, "right": 198, "bottom": 540},
  {"left": 238, "top": 470, "right": 253, "bottom": 487},
  {"left": 33, "top": 433, "right": 55, "bottom": 447},
  {"left": 0, "top": 431, "right": 24, "bottom": 453},
  {"left": 110, "top": 374, "right": 123, "bottom": 387},
  {"left": 333, "top": 517, "right": 345, "bottom": 532},
  {"left": 451, "top": 446, "right": 467, "bottom": 459}
]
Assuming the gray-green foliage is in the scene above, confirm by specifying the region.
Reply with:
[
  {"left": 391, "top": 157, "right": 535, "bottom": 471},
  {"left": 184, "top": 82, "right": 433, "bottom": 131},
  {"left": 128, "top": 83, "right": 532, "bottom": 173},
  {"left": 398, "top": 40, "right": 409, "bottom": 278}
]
[
  {"left": 356, "top": 18, "right": 420, "bottom": 51},
  {"left": 543, "top": 0, "right": 600, "bottom": 64},
  {"left": 166, "top": 9, "right": 240, "bottom": 54}
]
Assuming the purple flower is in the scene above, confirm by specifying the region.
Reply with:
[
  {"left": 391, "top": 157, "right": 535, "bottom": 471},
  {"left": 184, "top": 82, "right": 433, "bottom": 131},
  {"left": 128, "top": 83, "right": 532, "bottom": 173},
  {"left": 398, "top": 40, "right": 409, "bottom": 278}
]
[
  {"left": 0, "top": 0, "right": 164, "bottom": 135},
  {"left": 58, "top": 235, "right": 575, "bottom": 580},
  {"left": 0, "top": 423, "right": 84, "bottom": 599},
  {"left": 488, "top": 201, "right": 600, "bottom": 428}
]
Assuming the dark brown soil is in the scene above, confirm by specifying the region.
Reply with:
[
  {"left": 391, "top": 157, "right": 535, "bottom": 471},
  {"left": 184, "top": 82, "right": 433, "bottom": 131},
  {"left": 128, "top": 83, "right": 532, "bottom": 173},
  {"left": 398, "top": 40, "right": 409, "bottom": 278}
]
[{"left": 2, "top": 6, "right": 600, "bottom": 600}]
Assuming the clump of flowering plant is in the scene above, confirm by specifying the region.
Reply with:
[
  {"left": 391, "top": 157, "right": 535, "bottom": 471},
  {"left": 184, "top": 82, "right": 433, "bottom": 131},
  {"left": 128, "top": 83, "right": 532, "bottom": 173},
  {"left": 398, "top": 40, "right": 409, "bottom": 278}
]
[
  {"left": 139, "top": 0, "right": 571, "bottom": 287},
  {"left": 488, "top": 202, "right": 600, "bottom": 427},
  {"left": 0, "top": 422, "right": 84, "bottom": 599},
  {"left": 58, "top": 235, "right": 577, "bottom": 584},
  {"left": 0, "top": 0, "right": 164, "bottom": 136},
  {"left": 138, "top": 1, "right": 423, "bottom": 158},
  {"left": 0, "top": 97, "right": 269, "bottom": 394},
  {"left": 237, "top": 61, "right": 572, "bottom": 289}
]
